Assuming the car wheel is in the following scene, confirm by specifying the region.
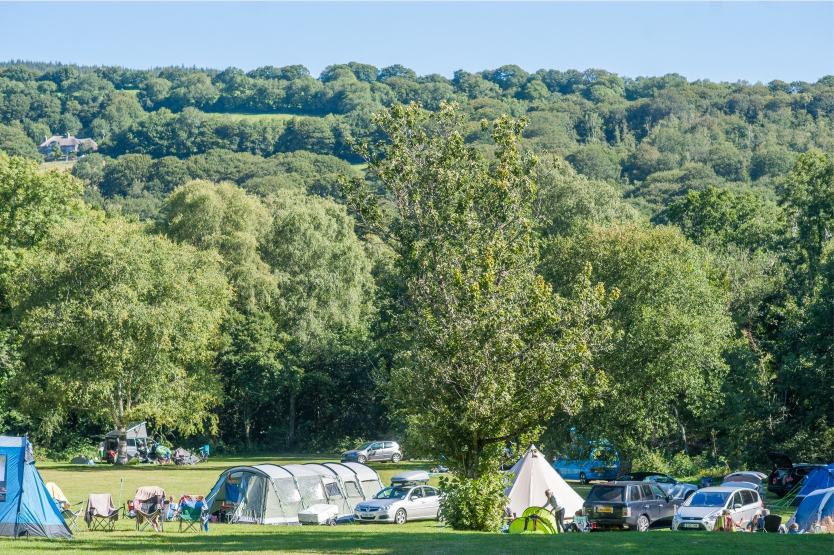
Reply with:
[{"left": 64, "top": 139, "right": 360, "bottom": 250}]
[
  {"left": 395, "top": 509, "right": 407, "bottom": 525},
  {"left": 579, "top": 472, "right": 587, "bottom": 485},
  {"left": 391, "top": 453, "right": 401, "bottom": 463},
  {"left": 636, "top": 515, "right": 650, "bottom": 532},
  {"left": 357, "top": 455, "right": 367, "bottom": 464}
]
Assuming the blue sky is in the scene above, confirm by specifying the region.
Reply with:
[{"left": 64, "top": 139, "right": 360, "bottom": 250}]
[{"left": 1, "top": 2, "right": 831, "bottom": 83}]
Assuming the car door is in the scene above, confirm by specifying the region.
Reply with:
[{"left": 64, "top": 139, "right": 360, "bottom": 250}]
[
  {"left": 628, "top": 485, "right": 643, "bottom": 518},
  {"left": 408, "top": 486, "right": 426, "bottom": 518},
  {"left": 382, "top": 442, "right": 395, "bottom": 460},
  {"left": 368, "top": 442, "right": 384, "bottom": 461},
  {"left": 728, "top": 491, "right": 744, "bottom": 525},
  {"left": 422, "top": 487, "right": 440, "bottom": 518},
  {"left": 650, "top": 484, "right": 674, "bottom": 520},
  {"left": 640, "top": 485, "right": 661, "bottom": 522},
  {"left": 740, "top": 490, "right": 758, "bottom": 523}
]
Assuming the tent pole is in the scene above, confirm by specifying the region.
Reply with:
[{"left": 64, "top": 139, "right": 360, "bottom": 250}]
[{"left": 117, "top": 478, "right": 123, "bottom": 514}]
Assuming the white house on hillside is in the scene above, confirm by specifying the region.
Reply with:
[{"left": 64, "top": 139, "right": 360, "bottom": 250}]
[{"left": 39, "top": 133, "right": 98, "bottom": 156}]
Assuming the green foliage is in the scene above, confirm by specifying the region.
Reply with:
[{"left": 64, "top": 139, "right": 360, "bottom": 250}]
[
  {"left": 342, "top": 102, "right": 615, "bottom": 477},
  {"left": 438, "top": 472, "right": 507, "bottom": 532},
  {"left": 6, "top": 213, "right": 231, "bottom": 461}
]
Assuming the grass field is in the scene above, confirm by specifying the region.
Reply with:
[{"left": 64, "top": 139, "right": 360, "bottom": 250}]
[
  {"left": 39, "top": 160, "right": 76, "bottom": 172},
  {"left": 0, "top": 455, "right": 826, "bottom": 555},
  {"left": 221, "top": 113, "right": 321, "bottom": 122}
]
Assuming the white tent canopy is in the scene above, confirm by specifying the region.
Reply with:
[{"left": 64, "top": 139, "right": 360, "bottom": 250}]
[{"left": 505, "top": 445, "right": 585, "bottom": 518}]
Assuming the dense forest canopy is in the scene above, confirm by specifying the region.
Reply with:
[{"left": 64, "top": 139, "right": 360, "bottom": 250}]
[{"left": 0, "top": 60, "right": 832, "bottom": 486}]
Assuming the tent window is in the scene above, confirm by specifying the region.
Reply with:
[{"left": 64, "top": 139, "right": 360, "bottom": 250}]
[
  {"left": 345, "top": 481, "right": 362, "bottom": 498},
  {"left": 0, "top": 454, "right": 5, "bottom": 502},
  {"left": 297, "top": 478, "right": 325, "bottom": 503},
  {"left": 325, "top": 483, "right": 342, "bottom": 499},
  {"left": 274, "top": 479, "right": 301, "bottom": 503}
]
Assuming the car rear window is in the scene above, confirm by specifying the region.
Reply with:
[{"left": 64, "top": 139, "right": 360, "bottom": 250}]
[
  {"left": 384, "top": 442, "right": 393, "bottom": 449},
  {"left": 741, "top": 490, "right": 755, "bottom": 505},
  {"left": 587, "top": 486, "right": 624, "bottom": 503},
  {"left": 629, "top": 486, "right": 641, "bottom": 501}
]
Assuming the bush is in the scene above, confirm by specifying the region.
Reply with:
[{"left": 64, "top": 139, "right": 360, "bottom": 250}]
[{"left": 438, "top": 472, "right": 506, "bottom": 531}]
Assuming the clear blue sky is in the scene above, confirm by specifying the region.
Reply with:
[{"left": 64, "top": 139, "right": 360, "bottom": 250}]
[{"left": 1, "top": 2, "right": 831, "bottom": 83}]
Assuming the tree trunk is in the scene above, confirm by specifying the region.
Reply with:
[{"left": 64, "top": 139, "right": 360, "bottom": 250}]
[
  {"left": 116, "top": 424, "right": 129, "bottom": 465},
  {"left": 285, "top": 392, "right": 296, "bottom": 450},
  {"left": 617, "top": 458, "right": 633, "bottom": 479},
  {"left": 672, "top": 404, "right": 689, "bottom": 455},
  {"left": 244, "top": 420, "right": 251, "bottom": 450}
]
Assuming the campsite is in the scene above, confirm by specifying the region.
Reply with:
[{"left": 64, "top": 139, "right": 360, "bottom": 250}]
[{"left": 1, "top": 1, "right": 833, "bottom": 553}]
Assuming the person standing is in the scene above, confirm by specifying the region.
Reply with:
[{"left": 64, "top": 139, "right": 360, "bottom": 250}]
[
  {"left": 543, "top": 489, "right": 565, "bottom": 532},
  {"left": 98, "top": 441, "right": 105, "bottom": 461}
]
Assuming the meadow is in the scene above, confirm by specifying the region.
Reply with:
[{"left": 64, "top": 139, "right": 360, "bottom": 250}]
[{"left": 0, "top": 455, "right": 826, "bottom": 555}]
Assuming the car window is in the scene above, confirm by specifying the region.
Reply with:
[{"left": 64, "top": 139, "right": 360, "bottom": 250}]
[
  {"left": 641, "top": 485, "right": 654, "bottom": 500},
  {"left": 685, "top": 492, "right": 730, "bottom": 507},
  {"left": 384, "top": 442, "right": 393, "bottom": 449},
  {"left": 423, "top": 487, "right": 438, "bottom": 497},
  {"left": 127, "top": 439, "right": 136, "bottom": 447},
  {"left": 731, "top": 492, "right": 743, "bottom": 507},
  {"left": 629, "top": 486, "right": 641, "bottom": 501},
  {"left": 650, "top": 475, "right": 672, "bottom": 484},
  {"left": 373, "top": 487, "right": 409, "bottom": 500},
  {"left": 370, "top": 442, "right": 383, "bottom": 450},
  {"left": 740, "top": 490, "right": 755, "bottom": 505},
  {"left": 587, "top": 486, "right": 624, "bottom": 503},
  {"left": 651, "top": 485, "right": 666, "bottom": 499},
  {"left": 410, "top": 488, "right": 423, "bottom": 500},
  {"left": 795, "top": 467, "right": 811, "bottom": 477}
]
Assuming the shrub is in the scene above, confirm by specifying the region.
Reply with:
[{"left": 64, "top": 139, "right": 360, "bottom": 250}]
[{"left": 438, "top": 472, "right": 507, "bottom": 531}]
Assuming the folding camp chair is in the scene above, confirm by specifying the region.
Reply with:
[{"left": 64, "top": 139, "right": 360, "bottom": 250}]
[
  {"left": 763, "top": 514, "right": 783, "bottom": 533},
  {"left": 177, "top": 495, "right": 207, "bottom": 533},
  {"left": 85, "top": 493, "right": 119, "bottom": 531},
  {"left": 133, "top": 486, "right": 167, "bottom": 532},
  {"left": 61, "top": 500, "right": 85, "bottom": 533}
]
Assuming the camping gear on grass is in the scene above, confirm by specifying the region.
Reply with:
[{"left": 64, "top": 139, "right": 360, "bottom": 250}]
[
  {"left": 85, "top": 493, "right": 119, "bottom": 531},
  {"left": 134, "top": 486, "right": 166, "bottom": 532},
  {"left": 507, "top": 507, "right": 558, "bottom": 534},
  {"left": 505, "top": 445, "right": 585, "bottom": 520},
  {"left": 173, "top": 448, "right": 200, "bottom": 466},
  {"left": 789, "top": 486, "right": 834, "bottom": 533},
  {"left": 298, "top": 504, "right": 339, "bottom": 525},
  {"left": 205, "top": 462, "right": 383, "bottom": 525},
  {"left": 177, "top": 495, "right": 207, "bottom": 533},
  {"left": 0, "top": 437, "right": 72, "bottom": 538}
]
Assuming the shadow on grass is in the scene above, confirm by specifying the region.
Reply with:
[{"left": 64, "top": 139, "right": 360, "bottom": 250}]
[{"left": 1, "top": 526, "right": 832, "bottom": 555}]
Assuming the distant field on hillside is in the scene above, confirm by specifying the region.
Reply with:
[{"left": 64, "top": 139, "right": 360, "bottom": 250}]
[
  {"left": 39, "top": 160, "right": 76, "bottom": 172},
  {"left": 221, "top": 112, "right": 323, "bottom": 121}
]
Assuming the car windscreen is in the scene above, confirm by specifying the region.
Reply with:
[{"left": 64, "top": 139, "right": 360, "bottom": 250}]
[
  {"left": 586, "top": 486, "right": 624, "bottom": 503},
  {"left": 373, "top": 487, "right": 410, "bottom": 500},
  {"left": 358, "top": 443, "right": 372, "bottom": 450},
  {"left": 685, "top": 492, "right": 730, "bottom": 507}
]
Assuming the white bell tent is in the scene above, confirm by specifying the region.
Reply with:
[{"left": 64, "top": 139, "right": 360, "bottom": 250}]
[{"left": 504, "top": 445, "right": 585, "bottom": 518}]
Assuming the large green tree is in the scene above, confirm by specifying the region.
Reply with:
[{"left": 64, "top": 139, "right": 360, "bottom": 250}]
[
  {"left": 7, "top": 213, "right": 230, "bottom": 463},
  {"left": 341, "top": 102, "right": 615, "bottom": 485}
]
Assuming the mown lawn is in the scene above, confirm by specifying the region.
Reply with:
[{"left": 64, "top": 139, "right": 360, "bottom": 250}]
[{"left": 0, "top": 455, "right": 825, "bottom": 555}]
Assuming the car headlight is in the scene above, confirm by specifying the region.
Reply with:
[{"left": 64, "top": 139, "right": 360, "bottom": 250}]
[
  {"left": 704, "top": 510, "right": 720, "bottom": 523},
  {"left": 381, "top": 505, "right": 393, "bottom": 511}
]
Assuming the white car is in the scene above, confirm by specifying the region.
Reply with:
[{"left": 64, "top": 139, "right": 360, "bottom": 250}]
[
  {"left": 354, "top": 485, "right": 441, "bottom": 524},
  {"left": 672, "top": 486, "right": 763, "bottom": 531}
]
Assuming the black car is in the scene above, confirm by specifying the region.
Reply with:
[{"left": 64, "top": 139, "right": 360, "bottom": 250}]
[
  {"left": 619, "top": 472, "right": 699, "bottom": 500},
  {"left": 767, "top": 452, "right": 825, "bottom": 497},
  {"left": 583, "top": 481, "right": 682, "bottom": 532}
]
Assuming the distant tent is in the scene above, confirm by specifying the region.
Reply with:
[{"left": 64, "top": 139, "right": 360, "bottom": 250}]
[
  {"left": 794, "top": 464, "right": 834, "bottom": 504},
  {"left": 205, "top": 462, "right": 383, "bottom": 525},
  {"left": 0, "top": 437, "right": 72, "bottom": 538},
  {"left": 104, "top": 421, "right": 149, "bottom": 442},
  {"left": 505, "top": 445, "right": 585, "bottom": 518},
  {"left": 70, "top": 455, "right": 94, "bottom": 465},
  {"left": 789, "top": 486, "right": 834, "bottom": 532}
]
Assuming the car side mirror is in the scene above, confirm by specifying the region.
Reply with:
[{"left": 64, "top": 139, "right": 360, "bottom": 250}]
[{"left": 733, "top": 503, "right": 742, "bottom": 510}]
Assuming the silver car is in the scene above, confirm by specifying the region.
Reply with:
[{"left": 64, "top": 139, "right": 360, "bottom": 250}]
[
  {"left": 341, "top": 441, "right": 403, "bottom": 464},
  {"left": 354, "top": 485, "right": 441, "bottom": 524},
  {"left": 672, "top": 486, "right": 763, "bottom": 531}
]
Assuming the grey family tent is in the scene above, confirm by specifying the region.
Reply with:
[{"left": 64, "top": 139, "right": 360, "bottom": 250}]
[
  {"left": 0, "top": 437, "right": 72, "bottom": 538},
  {"left": 789, "top": 486, "right": 834, "bottom": 532},
  {"left": 205, "top": 462, "right": 383, "bottom": 525}
]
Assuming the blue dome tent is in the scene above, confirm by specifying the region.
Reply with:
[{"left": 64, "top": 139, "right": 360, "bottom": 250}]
[
  {"left": 791, "top": 487, "right": 834, "bottom": 532},
  {"left": 794, "top": 464, "right": 834, "bottom": 505},
  {"left": 0, "top": 436, "right": 71, "bottom": 538}
]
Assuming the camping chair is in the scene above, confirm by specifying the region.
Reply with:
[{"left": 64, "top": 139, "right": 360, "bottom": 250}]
[
  {"left": 61, "top": 500, "right": 85, "bottom": 533},
  {"left": 85, "top": 493, "right": 119, "bottom": 531},
  {"left": 133, "top": 486, "right": 167, "bottom": 532},
  {"left": 571, "top": 515, "right": 589, "bottom": 532},
  {"left": 763, "top": 514, "right": 783, "bottom": 533},
  {"left": 177, "top": 495, "right": 207, "bottom": 533}
]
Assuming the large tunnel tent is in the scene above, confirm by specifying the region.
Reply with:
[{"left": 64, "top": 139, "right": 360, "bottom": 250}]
[{"left": 205, "top": 463, "right": 383, "bottom": 525}]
